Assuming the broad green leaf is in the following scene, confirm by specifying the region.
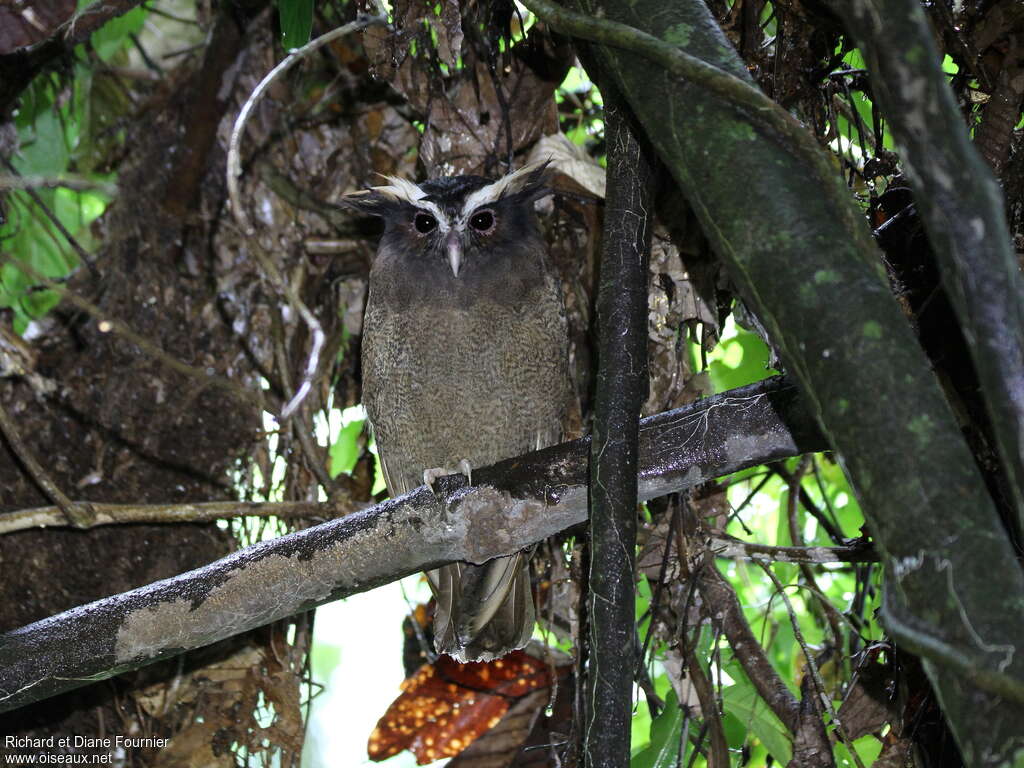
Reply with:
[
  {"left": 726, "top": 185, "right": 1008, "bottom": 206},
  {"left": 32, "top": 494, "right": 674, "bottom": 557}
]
[
  {"left": 720, "top": 710, "right": 748, "bottom": 749},
  {"left": 92, "top": 6, "right": 147, "bottom": 62},
  {"left": 21, "top": 288, "right": 61, "bottom": 322},
  {"left": 631, "top": 690, "right": 684, "bottom": 768},
  {"left": 721, "top": 672, "right": 793, "bottom": 764},
  {"left": 15, "top": 108, "right": 69, "bottom": 177},
  {"left": 329, "top": 419, "right": 364, "bottom": 477},
  {"left": 707, "top": 325, "right": 774, "bottom": 393},
  {"left": 279, "top": 0, "right": 314, "bottom": 50}
]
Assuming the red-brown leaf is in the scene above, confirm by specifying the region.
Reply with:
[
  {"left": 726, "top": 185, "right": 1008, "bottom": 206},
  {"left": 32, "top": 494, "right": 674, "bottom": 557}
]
[{"left": 367, "top": 651, "right": 551, "bottom": 765}]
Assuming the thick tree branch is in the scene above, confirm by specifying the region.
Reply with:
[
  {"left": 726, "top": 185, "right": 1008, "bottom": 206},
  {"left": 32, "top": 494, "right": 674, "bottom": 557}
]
[
  {"left": 706, "top": 535, "right": 877, "bottom": 564},
  {"left": 829, "top": 0, "right": 1024, "bottom": 549},
  {"left": 0, "top": 376, "right": 824, "bottom": 713},
  {"left": 585, "top": 92, "right": 655, "bottom": 768},
  {"left": 538, "top": 0, "right": 1024, "bottom": 762}
]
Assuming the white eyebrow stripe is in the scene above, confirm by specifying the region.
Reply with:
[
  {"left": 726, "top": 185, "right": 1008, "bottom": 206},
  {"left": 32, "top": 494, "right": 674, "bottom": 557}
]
[
  {"left": 370, "top": 175, "right": 449, "bottom": 229},
  {"left": 459, "top": 162, "right": 544, "bottom": 218}
]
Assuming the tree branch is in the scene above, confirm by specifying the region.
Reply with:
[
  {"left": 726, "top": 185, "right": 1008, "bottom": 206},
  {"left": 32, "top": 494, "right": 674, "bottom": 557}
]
[
  {"left": 543, "top": 0, "right": 1024, "bottom": 761},
  {"left": 585, "top": 91, "right": 656, "bottom": 768},
  {"left": 0, "top": 499, "right": 363, "bottom": 535},
  {"left": 0, "top": 0, "right": 145, "bottom": 118},
  {"left": 828, "top": 0, "right": 1024, "bottom": 548},
  {"left": 0, "top": 376, "right": 824, "bottom": 713},
  {"left": 0, "top": 402, "right": 95, "bottom": 527},
  {"left": 694, "top": 552, "right": 800, "bottom": 733}
]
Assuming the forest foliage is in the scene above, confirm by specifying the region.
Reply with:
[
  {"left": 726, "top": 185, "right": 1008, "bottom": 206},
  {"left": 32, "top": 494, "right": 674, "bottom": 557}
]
[{"left": 1, "top": 0, "right": 1022, "bottom": 767}]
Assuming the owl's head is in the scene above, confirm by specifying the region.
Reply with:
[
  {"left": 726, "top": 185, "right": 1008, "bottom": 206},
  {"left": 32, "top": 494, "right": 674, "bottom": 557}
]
[{"left": 341, "top": 163, "right": 550, "bottom": 278}]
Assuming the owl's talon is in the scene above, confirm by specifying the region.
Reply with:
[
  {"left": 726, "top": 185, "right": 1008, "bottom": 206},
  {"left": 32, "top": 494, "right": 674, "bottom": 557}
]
[
  {"left": 422, "top": 460, "right": 474, "bottom": 496},
  {"left": 423, "top": 467, "right": 447, "bottom": 497}
]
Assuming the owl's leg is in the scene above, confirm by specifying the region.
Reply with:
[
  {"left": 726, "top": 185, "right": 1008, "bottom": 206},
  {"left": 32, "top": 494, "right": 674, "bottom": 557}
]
[{"left": 421, "top": 460, "right": 474, "bottom": 496}]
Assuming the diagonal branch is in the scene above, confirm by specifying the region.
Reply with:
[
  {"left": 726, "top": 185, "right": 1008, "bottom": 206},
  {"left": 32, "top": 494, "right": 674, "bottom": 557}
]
[
  {"left": 0, "top": 376, "right": 824, "bottom": 714},
  {"left": 829, "top": 0, "right": 1024, "bottom": 548},
  {"left": 539, "top": 0, "right": 1024, "bottom": 761}
]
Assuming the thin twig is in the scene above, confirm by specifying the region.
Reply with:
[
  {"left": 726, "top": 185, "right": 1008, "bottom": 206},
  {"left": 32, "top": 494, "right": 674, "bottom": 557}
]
[
  {"left": 272, "top": 322, "right": 336, "bottom": 494},
  {"left": 1, "top": 158, "right": 100, "bottom": 270},
  {"left": 775, "top": 460, "right": 844, "bottom": 544},
  {"left": 783, "top": 457, "right": 846, "bottom": 653},
  {"left": 0, "top": 174, "right": 119, "bottom": 197},
  {"left": 226, "top": 14, "right": 386, "bottom": 419},
  {"left": 143, "top": 3, "right": 199, "bottom": 25},
  {"left": 693, "top": 552, "right": 800, "bottom": 731},
  {"left": 683, "top": 646, "right": 728, "bottom": 768},
  {"left": 0, "top": 498, "right": 362, "bottom": 535},
  {"left": 758, "top": 562, "right": 867, "bottom": 768},
  {"left": 0, "top": 402, "right": 95, "bottom": 527}
]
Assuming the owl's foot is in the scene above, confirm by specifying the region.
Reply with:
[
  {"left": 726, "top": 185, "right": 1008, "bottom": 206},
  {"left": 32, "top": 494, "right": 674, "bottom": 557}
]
[
  {"left": 422, "top": 459, "right": 474, "bottom": 496},
  {"left": 422, "top": 467, "right": 447, "bottom": 494}
]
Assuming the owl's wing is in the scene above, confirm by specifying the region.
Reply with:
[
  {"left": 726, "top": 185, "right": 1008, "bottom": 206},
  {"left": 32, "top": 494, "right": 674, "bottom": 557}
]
[{"left": 373, "top": 435, "right": 408, "bottom": 498}]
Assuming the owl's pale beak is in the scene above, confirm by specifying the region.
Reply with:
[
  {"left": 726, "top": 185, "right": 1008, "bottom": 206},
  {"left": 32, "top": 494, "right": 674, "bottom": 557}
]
[{"left": 445, "top": 230, "right": 462, "bottom": 277}]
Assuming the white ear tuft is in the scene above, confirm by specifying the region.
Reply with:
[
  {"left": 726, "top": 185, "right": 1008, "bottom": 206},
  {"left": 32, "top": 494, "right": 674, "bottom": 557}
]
[
  {"left": 460, "top": 161, "right": 550, "bottom": 216},
  {"left": 371, "top": 175, "right": 429, "bottom": 205}
]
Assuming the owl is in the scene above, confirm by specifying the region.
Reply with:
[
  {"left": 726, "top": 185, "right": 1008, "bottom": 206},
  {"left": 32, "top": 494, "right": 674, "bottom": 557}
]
[{"left": 344, "top": 163, "right": 572, "bottom": 662}]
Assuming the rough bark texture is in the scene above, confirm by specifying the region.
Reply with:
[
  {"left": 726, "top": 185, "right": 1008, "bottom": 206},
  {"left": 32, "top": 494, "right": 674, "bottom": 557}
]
[
  {"left": 584, "top": 92, "right": 655, "bottom": 768},
  {"left": 0, "top": 2, "right": 340, "bottom": 761},
  {"left": 0, "top": 376, "right": 826, "bottom": 714},
  {"left": 831, "top": 0, "right": 1024, "bottom": 550},
  {"left": 554, "top": 0, "right": 1024, "bottom": 764}
]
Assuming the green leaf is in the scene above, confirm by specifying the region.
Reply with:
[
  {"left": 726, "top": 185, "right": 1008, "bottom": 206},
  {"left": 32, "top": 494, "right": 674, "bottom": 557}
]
[
  {"left": 329, "top": 419, "right": 364, "bottom": 477},
  {"left": 15, "top": 107, "right": 69, "bottom": 177},
  {"left": 834, "top": 734, "right": 882, "bottom": 767},
  {"left": 92, "top": 6, "right": 147, "bottom": 62},
  {"left": 278, "top": 0, "right": 314, "bottom": 50},
  {"left": 721, "top": 674, "right": 793, "bottom": 764},
  {"left": 631, "top": 690, "right": 684, "bottom": 768},
  {"left": 21, "top": 288, "right": 61, "bottom": 321},
  {"left": 707, "top": 325, "right": 775, "bottom": 393}
]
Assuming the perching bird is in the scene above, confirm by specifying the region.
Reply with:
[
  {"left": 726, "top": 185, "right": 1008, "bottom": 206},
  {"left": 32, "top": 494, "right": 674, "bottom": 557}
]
[{"left": 344, "top": 163, "right": 571, "bottom": 662}]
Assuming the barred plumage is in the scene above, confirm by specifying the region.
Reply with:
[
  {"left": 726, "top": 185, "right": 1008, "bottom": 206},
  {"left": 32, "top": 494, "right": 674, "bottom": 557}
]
[{"left": 345, "top": 163, "right": 570, "bottom": 662}]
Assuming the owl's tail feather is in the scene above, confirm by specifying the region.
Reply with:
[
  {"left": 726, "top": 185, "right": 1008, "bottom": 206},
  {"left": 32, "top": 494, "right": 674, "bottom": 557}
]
[{"left": 429, "top": 554, "right": 535, "bottom": 663}]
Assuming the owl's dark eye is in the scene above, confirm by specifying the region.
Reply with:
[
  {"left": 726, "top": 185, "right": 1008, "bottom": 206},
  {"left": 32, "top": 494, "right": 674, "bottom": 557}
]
[
  {"left": 413, "top": 212, "right": 438, "bottom": 234},
  {"left": 469, "top": 210, "right": 495, "bottom": 233}
]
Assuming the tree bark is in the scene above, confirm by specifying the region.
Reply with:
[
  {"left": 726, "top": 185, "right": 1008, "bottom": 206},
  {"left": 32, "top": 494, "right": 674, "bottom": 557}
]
[
  {"left": 585, "top": 91, "right": 656, "bottom": 768},
  {"left": 828, "top": 0, "right": 1024, "bottom": 549},
  {"left": 533, "top": 0, "right": 1024, "bottom": 764},
  {"left": 0, "top": 376, "right": 825, "bottom": 714}
]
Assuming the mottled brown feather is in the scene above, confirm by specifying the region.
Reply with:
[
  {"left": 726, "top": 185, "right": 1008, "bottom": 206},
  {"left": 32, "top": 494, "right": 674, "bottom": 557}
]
[{"left": 357, "top": 169, "right": 570, "bottom": 662}]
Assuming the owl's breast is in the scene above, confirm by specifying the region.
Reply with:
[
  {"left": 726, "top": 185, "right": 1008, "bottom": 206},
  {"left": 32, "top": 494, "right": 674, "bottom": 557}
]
[{"left": 361, "top": 283, "right": 570, "bottom": 495}]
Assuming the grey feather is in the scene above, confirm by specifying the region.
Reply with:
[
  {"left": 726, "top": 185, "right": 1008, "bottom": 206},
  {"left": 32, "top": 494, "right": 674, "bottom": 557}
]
[{"left": 354, "top": 166, "right": 570, "bottom": 662}]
